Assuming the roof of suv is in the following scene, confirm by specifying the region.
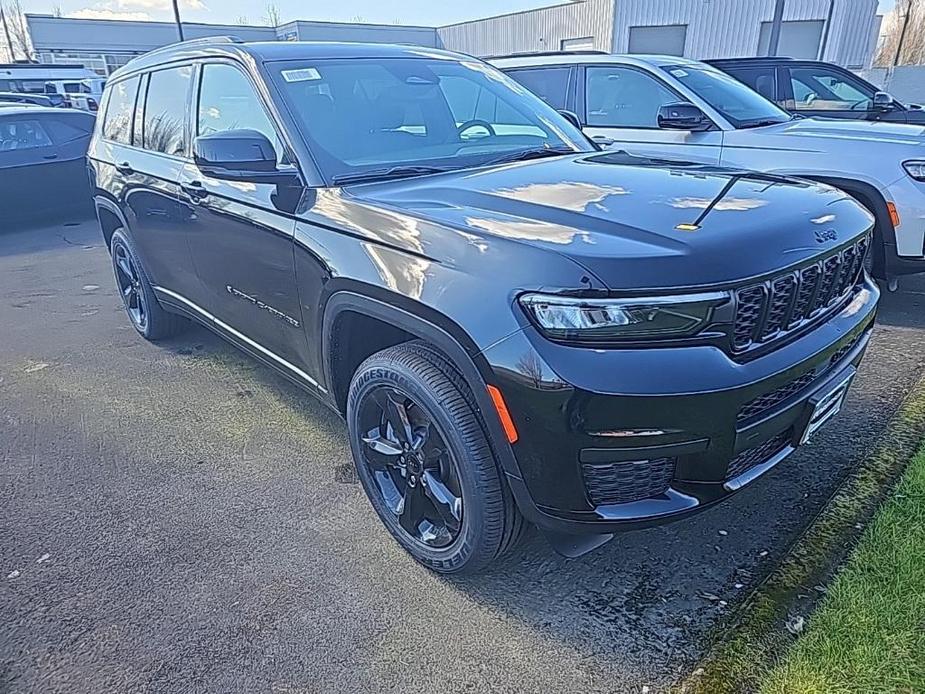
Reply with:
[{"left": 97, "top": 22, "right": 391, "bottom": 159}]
[
  {"left": 109, "top": 37, "right": 469, "bottom": 81},
  {"left": 490, "top": 53, "right": 705, "bottom": 69}
]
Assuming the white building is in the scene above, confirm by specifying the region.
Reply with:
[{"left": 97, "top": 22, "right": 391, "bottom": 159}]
[{"left": 26, "top": 0, "right": 882, "bottom": 76}]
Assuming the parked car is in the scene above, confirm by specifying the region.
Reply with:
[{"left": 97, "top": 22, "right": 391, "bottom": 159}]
[
  {"left": 0, "top": 92, "right": 56, "bottom": 107},
  {"left": 89, "top": 38, "right": 879, "bottom": 573},
  {"left": 493, "top": 53, "right": 925, "bottom": 287},
  {"left": 707, "top": 57, "right": 925, "bottom": 125},
  {"left": 0, "top": 63, "right": 100, "bottom": 109},
  {"left": 0, "top": 106, "right": 95, "bottom": 223}
]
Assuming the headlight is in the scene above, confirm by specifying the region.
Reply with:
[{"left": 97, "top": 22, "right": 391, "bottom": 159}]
[
  {"left": 903, "top": 160, "right": 925, "bottom": 181},
  {"left": 519, "top": 292, "right": 730, "bottom": 342}
]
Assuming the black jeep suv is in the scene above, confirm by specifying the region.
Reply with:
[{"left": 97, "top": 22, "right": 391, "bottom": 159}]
[{"left": 89, "top": 38, "right": 879, "bottom": 573}]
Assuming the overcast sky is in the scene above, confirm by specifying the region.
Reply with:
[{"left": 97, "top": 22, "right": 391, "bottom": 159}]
[{"left": 12, "top": 0, "right": 902, "bottom": 28}]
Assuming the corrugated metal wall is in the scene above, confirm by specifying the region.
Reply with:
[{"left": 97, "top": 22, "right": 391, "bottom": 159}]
[
  {"left": 612, "top": 0, "right": 878, "bottom": 67},
  {"left": 437, "top": 0, "right": 615, "bottom": 57},
  {"left": 438, "top": 0, "right": 878, "bottom": 67}
]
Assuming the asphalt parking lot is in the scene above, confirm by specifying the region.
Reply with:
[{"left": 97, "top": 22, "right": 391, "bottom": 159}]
[{"left": 2, "top": 217, "right": 924, "bottom": 694}]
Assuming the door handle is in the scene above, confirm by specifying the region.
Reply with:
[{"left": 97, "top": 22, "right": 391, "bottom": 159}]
[
  {"left": 115, "top": 161, "right": 134, "bottom": 175},
  {"left": 591, "top": 135, "right": 615, "bottom": 146},
  {"left": 42, "top": 154, "right": 59, "bottom": 160},
  {"left": 181, "top": 181, "right": 209, "bottom": 203}
]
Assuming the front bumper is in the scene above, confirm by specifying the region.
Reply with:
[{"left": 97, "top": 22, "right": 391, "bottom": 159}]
[
  {"left": 481, "top": 278, "right": 879, "bottom": 535},
  {"left": 885, "top": 177, "right": 925, "bottom": 274}
]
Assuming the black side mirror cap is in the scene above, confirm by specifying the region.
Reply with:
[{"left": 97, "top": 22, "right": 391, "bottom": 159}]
[
  {"left": 872, "top": 91, "right": 895, "bottom": 111},
  {"left": 657, "top": 102, "right": 712, "bottom": 131},
  {"left": 193, "top": 129, "right": 300, "bottom": 184}
]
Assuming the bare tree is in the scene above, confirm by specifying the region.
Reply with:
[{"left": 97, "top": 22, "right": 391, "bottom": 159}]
[
  {"left": 263, "top": 3, "right": 282, "bottom": 28},
  {"left": 3, "top": 0, "right": 34, "bottom": 61},
  {"left": 875, "top": 0, "right": 925, "bottom": 67},
  {"left": 235, "top": 15, "right": 249, "bottom": 26}
]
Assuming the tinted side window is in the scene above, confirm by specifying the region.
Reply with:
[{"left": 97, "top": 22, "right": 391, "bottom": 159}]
[
  {"left": 722, "top": 66, "right": 779, "bottom": 102},
  {"left": 506, "top": 68, "right": 571, "bottom": 110},
  {"left": 45, "top": 116, "right": 93, "bottom": 143},
  {"left": 197, "top": 63, "right": 282, "bottom": 162},
  {"left": 143, "top": 65, "right": 192, "bottom": 156},
  {"left": 103, "top": 76, "right": 139, "bottom": 144},
  {"left": 0, "top": 119, "right": 54, "bottom": 151},
  {"left": 586, "top": 66, "right": 680, "bottom": 128},
  {"left": 788, "top": 66, "right": 872, "bottom": 111}
]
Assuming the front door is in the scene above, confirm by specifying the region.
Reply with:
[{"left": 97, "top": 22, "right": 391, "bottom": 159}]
[
  {"left": 579, "top": 64, "right": 723, "bottom": 165},
  {"left": 180, "top": 61, "right": 307, "bottom": 370}
]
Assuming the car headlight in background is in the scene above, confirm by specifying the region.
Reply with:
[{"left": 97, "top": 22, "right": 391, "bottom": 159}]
[
  {"left": 903, "top": 160, "right": 925, "bottom": 181},
  {"left": 519, "top": 292, "right": 730, "bottom": 342}
]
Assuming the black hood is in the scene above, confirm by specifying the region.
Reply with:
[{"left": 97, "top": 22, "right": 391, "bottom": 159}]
[{"left": 349, "top": 152, "right": 875, "bottom": 291}]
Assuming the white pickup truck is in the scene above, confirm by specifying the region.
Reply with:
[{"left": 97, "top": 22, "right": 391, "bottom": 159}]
[{"left": 492, "top": 53, "right": 925, "bottom": 286}]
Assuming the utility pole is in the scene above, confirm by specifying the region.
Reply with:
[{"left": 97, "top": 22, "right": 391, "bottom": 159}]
[
  {"left": 767, "top": 0, "right": 786, "bottom": 56},
  {"left": 171, "top": 0, "right": 185, "bottom": 41},
  {"left": 818, "top": 0, "right": 835, "bottom": 60},
  {"left": 893, "top": 0, "right": 912, "bottom": 67},
  {"left": 1, "top": 6, "right": 17, "bottom": 62}
]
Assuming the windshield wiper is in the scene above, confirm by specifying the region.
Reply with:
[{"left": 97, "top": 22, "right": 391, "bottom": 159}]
[
  {"left": 481, "top": 145, "right": 577, "bottom": 168},
  {"left": 331, "top": 165, "right": 451, "bottom": 186}
]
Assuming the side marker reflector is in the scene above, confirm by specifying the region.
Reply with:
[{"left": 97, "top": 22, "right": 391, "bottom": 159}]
[
  {"left": 887, "top": 201, "right": 901, "bottom": 228},
  {"left": 487, "top": 385, "right": 518, "bottom": 444}
]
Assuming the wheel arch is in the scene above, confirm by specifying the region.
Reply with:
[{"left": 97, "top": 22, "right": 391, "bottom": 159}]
[
  {"left": 94, "top": 195, "right": 129, "bottom": 248},
  {"left": 321, "top": 289, "right": 522, "bottom": 482}
]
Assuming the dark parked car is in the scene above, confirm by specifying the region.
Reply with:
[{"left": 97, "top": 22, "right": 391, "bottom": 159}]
[
  {"left": 0, "top": 106, "right": 95, "bottom": 224},
  {"left": 89, "top": 38, "right": 879, "bottom": 573},
  {"left": 708, "top": 57, "right": 925, "bottom": 124}
]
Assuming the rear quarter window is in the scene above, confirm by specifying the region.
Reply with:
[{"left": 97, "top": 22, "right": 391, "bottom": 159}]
[{"left": 103, "top": 76, "right": 139, "bottom": 144}]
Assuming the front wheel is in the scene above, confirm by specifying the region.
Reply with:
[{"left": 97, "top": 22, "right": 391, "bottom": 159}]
[{"left": 347, "top": 342, "right": 523, "bottom": 574}]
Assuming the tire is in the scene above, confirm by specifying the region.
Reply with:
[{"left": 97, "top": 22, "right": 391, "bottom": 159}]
[
  {"left": 347, "top": 341, "right": 524, "bottom": 574},
  {"left": 110, "top": 228, "right": 187, "bottom": 341}
]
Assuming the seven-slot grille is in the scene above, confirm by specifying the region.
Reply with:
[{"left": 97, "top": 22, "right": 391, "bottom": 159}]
[{"left": 732, "top": 235, "right": 870, "bottom": 352}]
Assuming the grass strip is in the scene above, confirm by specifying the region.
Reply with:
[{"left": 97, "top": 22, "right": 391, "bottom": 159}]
[{"left": 680, "top": 376, "right": 925, "bottom": 694}]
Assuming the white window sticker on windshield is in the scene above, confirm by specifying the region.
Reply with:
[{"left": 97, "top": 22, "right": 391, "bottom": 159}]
[
  {"left": 670, "top": 69, "right": 689, "bottom": 78},
  {"left": 281, "top": 68, "right": 321, "bottom": 83}
]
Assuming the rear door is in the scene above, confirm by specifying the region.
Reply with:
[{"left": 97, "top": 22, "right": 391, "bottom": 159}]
[
  {"left": 503, "top": 66, "right": 575, "bottom": 111},
  {"left": 717, "top": 65, "right": 783, "bottom": 106},
  {"left": 578, "top": 63, "right": 723, "bottom": 164}
]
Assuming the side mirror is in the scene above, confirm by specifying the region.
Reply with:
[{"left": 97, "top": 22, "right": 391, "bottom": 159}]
[
  {"left": 557, "top": 109, "right": 583, "bottom": 130},
  {"left": 193, "top": 129, "right": 299, "bottom": 184},
  {"left": 657, "top": 102, "right": 712, "bottom": 131},
  {"left": 872, "top": 91, "right": 895, "bottom": 111}
]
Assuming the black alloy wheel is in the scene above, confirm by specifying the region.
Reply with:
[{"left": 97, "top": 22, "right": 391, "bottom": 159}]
[
  {"left": 114, "top": 242, "right": 148, "bottom": 332},
  {"left": 347, "top": 341, "right": 524, "bottom": 573},
  {"left": 358, "top": 385, "right": 464, "bottom": 548}
]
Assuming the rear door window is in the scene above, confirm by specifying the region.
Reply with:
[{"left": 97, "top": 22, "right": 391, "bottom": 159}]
[
  {"left": 505, "top": 68, "right": 571, "bottom": 110},
  {"left": 721, "top": 66, "right": 779, "bottom": 103},
  {"left": 142, "top": 65, "right": 192, "bottom": 156},
  {"left": 103, "top": 76, "right": 139, "bottom": 144}
]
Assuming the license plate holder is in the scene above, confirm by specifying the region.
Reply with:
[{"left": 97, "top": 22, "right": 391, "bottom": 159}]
[{"left": 800, "top": 367, "right": 855, "bottom": 445}]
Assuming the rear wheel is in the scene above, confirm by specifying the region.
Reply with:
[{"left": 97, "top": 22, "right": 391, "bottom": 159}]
[
  {"left": 110, "top": 229, "right": 186, "bottom": 341},
  {"left": 347, "top": 341, "right": 523, "bottom": 574}
]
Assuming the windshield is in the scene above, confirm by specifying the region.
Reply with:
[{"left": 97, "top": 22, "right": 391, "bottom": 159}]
[
  {"left": 662, "top": 64, "right": 792, "bottom": 128},
  {"left": 268, "top": 57, "right": 591, "bottom": 184}
]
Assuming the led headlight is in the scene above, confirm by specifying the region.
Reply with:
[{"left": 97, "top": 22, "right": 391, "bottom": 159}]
[
  {"left": 903, "top": 160, "right": 925, "bottom": 181},
  {"left": 520, "top": 292, "right": 730, "bottom": 342}
]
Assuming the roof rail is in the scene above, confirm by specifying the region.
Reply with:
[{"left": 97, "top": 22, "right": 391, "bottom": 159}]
[
  {"left": 485, "top": 49, "right": 609, "bottom": 60},
  {"left": 140, "top": 35, "right": 243, "bottom": 60},
  {"left": 706, "top": 56, "right": 795, "bottom": 63}
]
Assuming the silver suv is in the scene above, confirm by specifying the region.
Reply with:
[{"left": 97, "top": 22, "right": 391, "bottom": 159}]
[{"left": 493, "top": 53, "right": 925, "bottom": 287}]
